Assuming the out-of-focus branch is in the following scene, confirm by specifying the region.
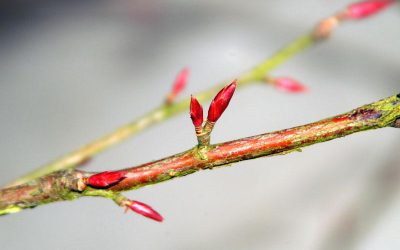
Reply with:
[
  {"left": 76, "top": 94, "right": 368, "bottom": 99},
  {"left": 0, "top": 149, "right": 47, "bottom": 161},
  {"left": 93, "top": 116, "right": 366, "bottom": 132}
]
[{"left": 2, "top": 94, "right": 399, "bottom": 217}]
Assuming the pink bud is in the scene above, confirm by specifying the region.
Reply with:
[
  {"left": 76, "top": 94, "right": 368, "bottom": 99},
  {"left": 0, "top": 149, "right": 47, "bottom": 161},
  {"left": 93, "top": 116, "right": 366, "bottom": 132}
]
[
  {"left": 347, "top": 0, "right": 395, "bottom": 19},
  {"left": 207, "top": 80, "right": 237, "bottom": 122},
  {"left": 190, "top": 95, "right": 204, "bottom": 127},
  {"left": 171, "top": 67, "right": 189, "bottom": 96},
  {"left": 127, "top": 200, "right": 163, "bottom": 222},
  {"left": 87, "top": 171, "right": 126, "bottom": 188},
  {"left": 273, "top": 77, "right": 307, "bottom": 93}
]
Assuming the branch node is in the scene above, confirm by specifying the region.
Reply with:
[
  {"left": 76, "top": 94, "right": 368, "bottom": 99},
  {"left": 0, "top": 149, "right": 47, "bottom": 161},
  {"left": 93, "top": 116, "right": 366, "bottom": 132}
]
[
  {"left": 312, "top": 15, "right": 341, "bottom": 40},
  {"left": 194, "top": 145, "right": 210, "bottom": 161},
  {"left": 74, "top": 177, "right": 87, "bottom": 192}
]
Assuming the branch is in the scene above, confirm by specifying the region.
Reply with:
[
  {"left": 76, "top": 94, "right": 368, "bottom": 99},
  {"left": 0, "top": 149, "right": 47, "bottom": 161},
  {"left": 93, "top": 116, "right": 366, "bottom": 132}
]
[
  {"left": 8, "top": 36, "right": 313, "bottom": 187},
  {"left": 2, "top": 93, "right": 399, "bottom": 218},
  {"left": 8, "top": 0, "right": 390, "bottom": 186}
]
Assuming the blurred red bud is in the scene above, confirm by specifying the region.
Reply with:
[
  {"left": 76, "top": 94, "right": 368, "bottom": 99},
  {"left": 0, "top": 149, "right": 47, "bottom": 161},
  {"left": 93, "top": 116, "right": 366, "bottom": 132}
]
[
  {"left": 273, "top": 77, "right": 307, "bottom": 93},
  {"left": 87, "top": 171, "right": 126, "bottom": 188},
  {"left": 347, "top": 0, "right": 394, "bottom": 19},
  {"left": 190, "top": 95, "right": 204, "bottom": 127},
  {"left": 127, "top": 200, "right": 163, "bottom": 222},
  {"left": 172, "top": 67, "right": 189, "bottom": 96},
  {"left": 207, "top": 80, "right": 237, "bottom": 122}
]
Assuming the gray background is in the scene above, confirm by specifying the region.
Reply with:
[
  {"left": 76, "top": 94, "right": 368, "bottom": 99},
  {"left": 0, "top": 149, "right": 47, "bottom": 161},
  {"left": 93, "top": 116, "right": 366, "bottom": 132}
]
[{"left": 0, "top": 0, "right": 399, "bottom": 249}]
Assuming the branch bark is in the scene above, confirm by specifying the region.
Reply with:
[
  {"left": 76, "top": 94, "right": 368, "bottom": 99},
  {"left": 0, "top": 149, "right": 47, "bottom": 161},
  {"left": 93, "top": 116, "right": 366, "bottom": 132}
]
[{"left": 2, "top": 93, "right": 399, "bottom": 216}]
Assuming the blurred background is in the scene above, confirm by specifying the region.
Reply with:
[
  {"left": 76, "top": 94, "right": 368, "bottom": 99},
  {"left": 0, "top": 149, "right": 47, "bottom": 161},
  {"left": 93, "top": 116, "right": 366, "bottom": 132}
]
[{"left": 0, "top": 0, "right": 399, "bottom": 249}]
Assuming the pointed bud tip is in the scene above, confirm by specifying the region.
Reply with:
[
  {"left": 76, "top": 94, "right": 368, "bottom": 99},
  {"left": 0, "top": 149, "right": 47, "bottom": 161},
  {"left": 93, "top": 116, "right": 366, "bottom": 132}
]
[
  {"left": 87, "top": 171, "right": 126, "bottom": 188},
  {"left": 273, "top": 77, "right": 308, "bottom": 93},
  {"left": 128, "top": 200, "right": 164, "bottom": 222},
  {"left": 190, "top": 95, "right": 204, "bottom": 127},
  {"left": 207, "top": 80, "right": 237, "bottom": 122},
  {"left": 347, "top": 0, "right": 395, "bottom": 19}
]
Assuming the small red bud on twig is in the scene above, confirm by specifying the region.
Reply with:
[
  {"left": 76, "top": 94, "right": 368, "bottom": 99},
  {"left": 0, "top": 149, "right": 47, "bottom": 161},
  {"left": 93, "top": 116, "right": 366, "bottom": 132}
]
[
  {"left": 172, "top": 67, "right": 189, "bottom": 95},
  {"left": 272, "top": 77, "right": 307, "bottom": 93},
  {"left": 126, "top": 200, "right": 163, "bottom": 222},
  {"left": 347, "top": 0, "right": 395, "bottom": 19},
  {"left": 207, "top": 80, "right": 237, "bottom": 123},
  {"left": 166, "top": 67, "right": 190, "bottom": 104},
  {"left": 86, "top": 171, "right": 126, "bottom": 188},
  {"left": 190, "top": 95, "right": 204, "bottom": 127}
]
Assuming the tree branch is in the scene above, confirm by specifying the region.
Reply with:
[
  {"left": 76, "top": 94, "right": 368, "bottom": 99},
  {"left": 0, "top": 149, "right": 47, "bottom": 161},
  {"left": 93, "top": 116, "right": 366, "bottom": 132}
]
[
  {"left": 8, "top": 0, "right": 372, "bottom": 186},
  {"left": 2, "top": 93, "right": 399, "bottom": 216},
  {"left": 8, "top": 34, "right": 314, "bottom": 187}
]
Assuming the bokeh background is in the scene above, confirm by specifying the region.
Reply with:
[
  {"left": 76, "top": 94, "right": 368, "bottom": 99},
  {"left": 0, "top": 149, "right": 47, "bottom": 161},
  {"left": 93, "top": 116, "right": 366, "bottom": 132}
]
[{"left": 0, "top": 0, "right": 399, "bottom": 249}]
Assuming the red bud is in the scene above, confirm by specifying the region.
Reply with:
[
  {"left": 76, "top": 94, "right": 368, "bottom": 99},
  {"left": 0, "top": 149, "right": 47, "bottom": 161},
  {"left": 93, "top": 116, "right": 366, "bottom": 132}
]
[
  {"left": 273, "top": 77, "right": 307, "bottom": 93},
  {"left": 171, "top": 67, "right": 189, "bottom": 96},
  {"left": 127, "top": 200, "right": 163, "bottom": 222},
  {"left": 190, "top": 95, "right": 204, "bottom": 127},
  {"left": 347, "top": 0, "right": 394, "bottom": 19},
  {"left": 207, "top": 80, "right": 237, "bottom": 122},
  {"left": 87, "top": 171, "right": 126, "bottom": 188}
]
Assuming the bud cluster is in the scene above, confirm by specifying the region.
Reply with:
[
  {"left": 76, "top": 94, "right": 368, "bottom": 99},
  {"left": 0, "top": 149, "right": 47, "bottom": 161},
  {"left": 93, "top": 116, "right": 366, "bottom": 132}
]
[{"left": 190, "top": 80, "right": 237, "bottom": 145}]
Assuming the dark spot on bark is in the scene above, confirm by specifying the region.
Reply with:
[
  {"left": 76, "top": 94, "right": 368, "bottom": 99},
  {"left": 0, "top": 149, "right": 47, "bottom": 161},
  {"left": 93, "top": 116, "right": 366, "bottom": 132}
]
[
  {"left": 351, "top": 109, "right": 382, "bottom": 120},
  {"left": 394, "top": 95, "right": 400, "bottom": 105}
]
